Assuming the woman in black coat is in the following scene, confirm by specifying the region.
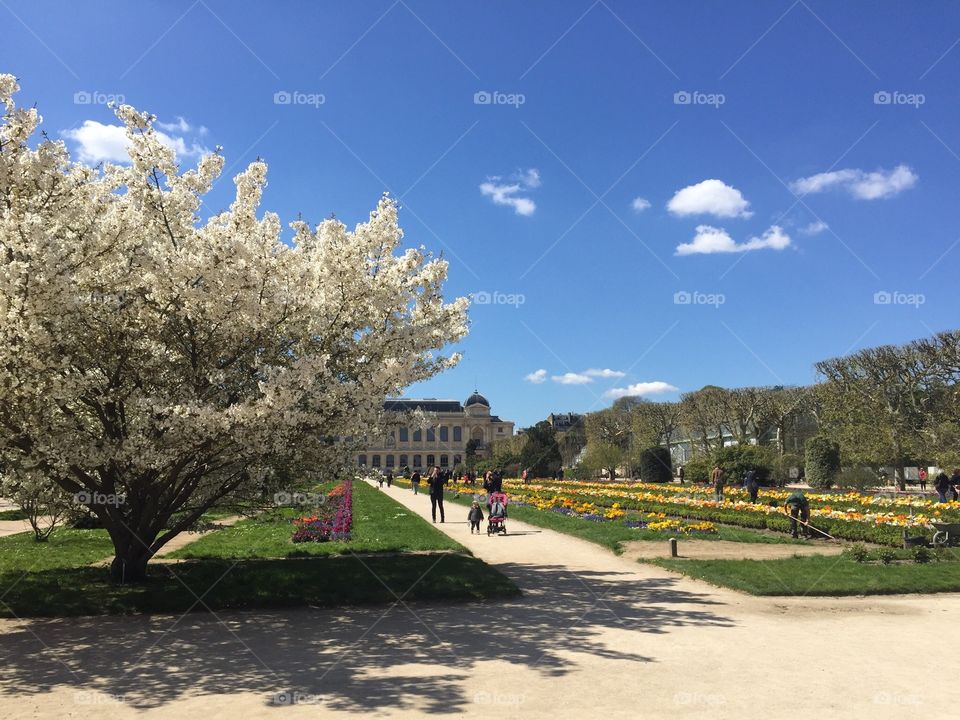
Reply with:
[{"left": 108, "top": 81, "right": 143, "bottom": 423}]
[{"left": 428, "top": 466, "right": 445, "bottom": 523}]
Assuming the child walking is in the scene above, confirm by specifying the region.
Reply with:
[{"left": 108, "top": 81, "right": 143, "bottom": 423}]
[{"left": 468, "top": 501, "right": 484, "bottom": 534}]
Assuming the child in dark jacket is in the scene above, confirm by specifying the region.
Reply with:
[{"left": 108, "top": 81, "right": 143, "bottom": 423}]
[{"left": 468, "top": 502, "right": 484, "bottom": 534}]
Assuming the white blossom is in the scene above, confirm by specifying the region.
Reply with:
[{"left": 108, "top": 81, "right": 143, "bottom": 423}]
[{"left": 0, "top": 75, "right": 468, "bottom": 577}]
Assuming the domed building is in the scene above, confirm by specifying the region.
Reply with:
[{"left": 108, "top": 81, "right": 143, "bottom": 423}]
[{"left": 355, "top": 391, "right": 515, "bottom": 473}]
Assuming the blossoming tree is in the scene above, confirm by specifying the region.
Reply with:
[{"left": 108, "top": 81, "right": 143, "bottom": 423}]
[{"left": 0, "top": 76, "right": 468, "bottom": 582}]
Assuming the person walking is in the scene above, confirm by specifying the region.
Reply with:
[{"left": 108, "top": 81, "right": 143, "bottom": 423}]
[
  {"left": 411, "top": 469, "right": 421, "bottom": 495},
  {"left": 934, "top": 470, "right": 950, "bottom": 503},
  {"left": 784, "top": 490, "right": 811, "bottom": 538},
  {"left": 951, "top": 468, "right": 960, "bottom": 502},
  {"left": 711, "top": 464, "right": 726, "bottom": 502},
  {"left": 677, "top": 465, "right": 685, "bottom": 484},
  {"left": 744, "top": 469, "right": 760, "bottom": 503},
  {"left": 918, "top": 467, "right": 928, "bottom": 492},
  {"left": 376, "top": 472, "right": 384, "bottom": 489},
  {"left": 428, "top": 466, "right": 446, "bottom": 523},
  {"left": 385, "top": 469, "right": 393, "bottom": 488},
  {"left": 468, "top": 501, "right": 484, "bottom": 534}
]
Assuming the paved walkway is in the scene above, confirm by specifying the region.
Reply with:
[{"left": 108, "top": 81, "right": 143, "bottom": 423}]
[{"left": 0, "top": 481, "right": 957, "bottom": 718}]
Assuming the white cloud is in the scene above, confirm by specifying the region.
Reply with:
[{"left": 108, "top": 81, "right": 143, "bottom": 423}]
[
  {"left": 62, "top": 121, "right": 130, "bottom": 164},
  {"left": 790, "top": 164, "right": 917, "bottom": 200},
  {"left": 631, "top": 196, "right": 651, "bottom": 213},
  {"left": 800, "top": 220, "right": 829, "bottom": 235},
  {"left": 525, "top": 368, "right": 547, "bottom": 384},
  {"left": 605, "top": 381, "right": 679, "bottom": 399},
  {"left": 667, "top": 179, "right": 752, "bottom": 219},
  {"left": 583, "top": 368, "right": 626, "bottom": 378},
  {"left": 675, "top": 224, "right": 791, "bottom": 256},
  {"left": 517, "top": 167, "right": 541, "bottom": 188},
  {"left": 552, "top": 372, "right": 593, "bottom": 385},
  {"left": 480, "top": 167, "right": 540, "bottom": 216},
  {"left": 62, "top": 118, "right": 210, "bottom": 165}
]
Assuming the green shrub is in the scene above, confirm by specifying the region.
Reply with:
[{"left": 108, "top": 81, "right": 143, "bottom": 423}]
[
  {"left": 713, "top": 444, "right": 776, "bottom": 484},
  {"left": 878, "top": 548, "right": 897, "bottom": 565},
  {"left": 773, "top": 453, "right": 803, "bottom": 487},
  {"left": 913, "top": 546, "right": 932, "bottom": 564},
  {"left": 639, "top": 447, "right": 673, "bottom": 483},
  {"left": 837, "top": 466, "right": 879, "bottom": 491},
  {"left": 566, "top": 464, "right": 593, "bottom": 480},
  {"left": 681, "top": 455, "right": 712, "bottom": 484},
  {"left": 849, "top": 543, "right": 870, "bottom": 563},
  {"left": 805, "top": 435, "right": 841, "bottom": 489}
]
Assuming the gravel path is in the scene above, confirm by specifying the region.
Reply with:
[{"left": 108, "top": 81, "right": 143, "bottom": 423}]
[{"left": 0, "top": 480, "right": 956, "bottom": 719}]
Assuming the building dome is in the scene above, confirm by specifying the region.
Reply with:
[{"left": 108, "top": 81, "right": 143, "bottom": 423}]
[{"left": 464, "top": 391, "right": 490, "bottom": 408}]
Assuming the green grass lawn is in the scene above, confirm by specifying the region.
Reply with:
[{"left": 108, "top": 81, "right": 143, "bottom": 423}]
[
  {"left": 0, "top": 554, "right": 519, "bottom": 617},
  {"left": 0, "top": 528, "right": 114, "bottom": 572},
  {"left": 171, "top": 480, "right": 464, "bottom": 559},
  {"left": 651, "top": 553, "right": 960, "bottom": 596},
  {"left": 0, "top": 482, "right": 518, "bottom": 617},
  {"left": 391, "top": 479, "right": 807, "bottom": 553}
]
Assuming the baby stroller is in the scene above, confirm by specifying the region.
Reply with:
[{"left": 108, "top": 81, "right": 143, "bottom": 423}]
[{"left": 487, "top": 491, "right": 508, "bottom": 536}]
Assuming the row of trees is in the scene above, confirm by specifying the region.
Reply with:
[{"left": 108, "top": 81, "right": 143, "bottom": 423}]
[
  {"left": 578, "top": 385, "right": 816, "bottom": 480},
  {"left": 572, "top": 329, "right": 959, "bottom": 488},
  {"left": 814, "top": 328, "right": 960, "bottom": 489},
  {"left": 480, "top": 421, "right": 563, "bottom": 478}
]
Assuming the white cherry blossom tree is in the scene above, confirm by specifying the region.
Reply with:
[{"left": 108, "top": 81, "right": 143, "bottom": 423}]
[{"left": 0, "top": 75, "right": 468, "bottom": 581}]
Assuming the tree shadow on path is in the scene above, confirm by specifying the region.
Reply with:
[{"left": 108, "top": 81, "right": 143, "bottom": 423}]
[{"left": 0, "top": 562, "right": 734, "bottom": 714}]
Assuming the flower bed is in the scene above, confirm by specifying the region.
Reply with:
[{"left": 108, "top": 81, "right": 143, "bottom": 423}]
[
  {"left": 441, "top": 478, "right": 948, "bottom": 546},
  {"left": 292, "top": 479, "right": 353, "bottom": 543}
]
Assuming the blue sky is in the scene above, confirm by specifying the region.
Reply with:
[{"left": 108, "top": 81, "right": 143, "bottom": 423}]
[{"left": 3, "top": 1, "right": 959, "bottom": 428}]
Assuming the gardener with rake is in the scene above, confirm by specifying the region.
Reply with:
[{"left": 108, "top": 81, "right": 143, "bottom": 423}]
[{"left": 784, "top": 490, "right": 811, "bottom": 539}]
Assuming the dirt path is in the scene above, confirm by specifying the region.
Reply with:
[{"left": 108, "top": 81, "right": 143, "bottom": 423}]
[
  {"left": 620, "top": 538, "right": 846, "bottom": 561},
  {"left": 0, "top": 519, "right": 32, "bottom": 538},
  {"left": 0, "top": 481, "right": 957, "bottom": 719}
]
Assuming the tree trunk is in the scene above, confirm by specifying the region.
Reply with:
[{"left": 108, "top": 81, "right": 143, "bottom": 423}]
[{"left": 109, "top": 537, "right": 154, "bottom": 583}]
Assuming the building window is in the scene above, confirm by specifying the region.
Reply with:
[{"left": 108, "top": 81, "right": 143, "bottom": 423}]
[
  {"left": 413, "top": 429, "right": 422, "bottom": 442},
  {"left": 453, "top": 426, "right": 462, "bottom": 442},
  {"left": 440, "top": 454, "right": 449, "bottom": 467},
  {"left": 386, "top": 455, "right": 395, "bottom": 468},
  {"left": 427, "top": 428, "right": 436, "bottom": 442},
  {"left": 372, "top": 455, "right": 381, "bottom": 468},
  {"left": 439, "top": 426, "right": 449, "bottom": 442},
  {"left": 358, "top": 454, "right": 367, "bottom": 467},
  {"left": 498, "top": 427, "right": 504, "bottom": 433},
  {"left": 399, "top": 454, "right": 408, "bottom": 468},
  {"left": 399, "top": 427, "right": 409, "bottom": 442},
  {"left": 413, "top": 454, "right": 422, "bottom": 468},
  {"left": 426, "top": 454, "right": 435, "bottom": 467}
]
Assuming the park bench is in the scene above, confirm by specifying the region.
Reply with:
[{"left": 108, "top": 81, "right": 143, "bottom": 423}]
[{"left": 931, "top": 522, "right": 960, "bottom": 548}]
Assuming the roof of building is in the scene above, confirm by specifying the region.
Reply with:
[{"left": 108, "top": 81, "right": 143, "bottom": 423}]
[
  {"left": 465, "top": 391, "right": 490, "bottom": 407},
  {"left": 383, "top": 399, "right": 463, "bottom": 413}
]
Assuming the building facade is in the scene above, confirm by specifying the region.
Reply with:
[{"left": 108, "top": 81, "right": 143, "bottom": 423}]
[
  {"left": 356, "top": 392, "right": 515, "bottom": 473},
  {"left": 547, "top": 412, "right": 584, "bottom": 431}
]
